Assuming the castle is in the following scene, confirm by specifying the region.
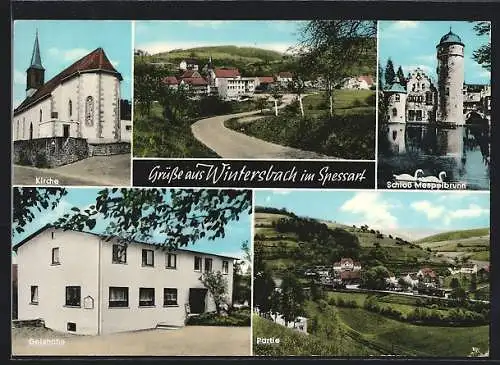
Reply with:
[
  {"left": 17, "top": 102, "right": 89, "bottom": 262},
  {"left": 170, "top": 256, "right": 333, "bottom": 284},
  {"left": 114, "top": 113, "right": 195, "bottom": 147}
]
[{"left": 384, "top": 29, "right": 467, "bottom": 126}]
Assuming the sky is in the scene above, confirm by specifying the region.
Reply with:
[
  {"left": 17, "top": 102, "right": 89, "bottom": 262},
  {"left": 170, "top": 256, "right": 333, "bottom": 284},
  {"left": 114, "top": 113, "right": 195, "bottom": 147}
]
[
  {"left": 11, "top": 188, "right": 251, "bottom": 263},
  {"left": 379, "top": 21, "right": 490, "bottom": 85},
  {"left": 12, "top": 20, "right": 133, "bottom": 109},
  {"left": 255, "top": 190, "right": 490, "bottom": 240},
  {"left": 134, "top": 21, "right": 306, "bottom": 55}
]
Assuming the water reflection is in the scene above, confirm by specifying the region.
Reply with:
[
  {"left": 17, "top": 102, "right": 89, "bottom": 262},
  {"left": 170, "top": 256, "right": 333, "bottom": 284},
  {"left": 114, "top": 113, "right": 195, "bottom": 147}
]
[{"left": 378, "top": 122, "right": 490, "bottom": 190}]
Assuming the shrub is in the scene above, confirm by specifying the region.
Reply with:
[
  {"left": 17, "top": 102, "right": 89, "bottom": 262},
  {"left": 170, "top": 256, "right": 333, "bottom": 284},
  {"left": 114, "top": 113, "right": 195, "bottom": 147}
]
[
  {"left": 365, "top": 93, "right": 376, "bottom": 105},
  {"left": 18, "top": 150, "right": 32, "bottom": 165},
  {"left": 186, "top": 308, "right": 250, "bottom": 326}
]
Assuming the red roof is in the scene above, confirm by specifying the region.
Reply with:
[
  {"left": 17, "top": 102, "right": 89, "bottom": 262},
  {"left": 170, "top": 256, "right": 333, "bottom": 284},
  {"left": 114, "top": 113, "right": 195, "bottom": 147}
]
[
  {"left": 340, "top": 271, "right": 361, "bottom": 280},
  {"left": 278, "top": 72, "right": 293, "bottom": 79},
  {"left": 419, "top": 268, "right": 436, "bottom": 278},
  {"left": 214, "top": 67, "right": 240, "bottom": 78},
  {"left": 181, "top": 77, "right": 208, "bottom": 86},
  {"left": 15, "top": 48, "right": 122, "bottom": 115},
  {"left": 180, "top": 70, "right": 201, "bottom": 79},
  {"left": 258, "top": 76, "right": 275, "bottom": 84},
  {"left": 358, "top": 75, "right": 374, "bottom": 85},
  {"left": 163, "top": 76, "right": 178, "bottom": 85}
]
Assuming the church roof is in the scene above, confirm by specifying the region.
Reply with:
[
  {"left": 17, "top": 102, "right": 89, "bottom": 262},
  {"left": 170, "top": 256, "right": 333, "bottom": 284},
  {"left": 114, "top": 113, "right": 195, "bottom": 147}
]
[
  {"left": 15, "top": 47, "right": 122, "bottom": 115},
  {"left": 29, "top": 31, "right": 44, "bottom": 71},
  {"left": 437, "top": 30, "right": 464, "bottom": 47}
]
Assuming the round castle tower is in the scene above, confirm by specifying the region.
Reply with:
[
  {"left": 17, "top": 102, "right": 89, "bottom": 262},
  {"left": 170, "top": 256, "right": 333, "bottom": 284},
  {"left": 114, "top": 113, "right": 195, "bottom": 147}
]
[
  {"left": 436, "top": 29, "right": 465, "bottom": 125},
  {"left": 385, "top": 76, "right": 407, "bottom": 123}
]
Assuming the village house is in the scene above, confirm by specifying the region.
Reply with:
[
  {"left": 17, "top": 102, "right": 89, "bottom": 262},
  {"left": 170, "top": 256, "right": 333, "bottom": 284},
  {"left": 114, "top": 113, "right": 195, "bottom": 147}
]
[
  {"left": 13, "top": 226, "right": 235, "bottom": 335},
  {"left": 401, "top": 273, "right": 419, "bottom": 288},
  {"left": 333, "top": 258, "right": 362, "bottom": 284},
  {"left": 208, "top": 67, "right": 255, "bottom": 101},
  {"left": 416, "top": 267, "right": 438, "bottom": 285},
  {"left": 448, "top": 263, "right": 478, "bottom": 275},
  {"left": 342, "top": 75, "right": 374, "bottom": 90},
  {"left": 254, "top": 76, "right": 276, "bottom": 92},
  {"left": 13, "top": 32, "right": 130, "bottom": 167},
  {"left": 276, "top": 72, "right": 293, "bottom": 87},
  {"left": 179, "top": 58, "right": 199, "bottom": 71}
]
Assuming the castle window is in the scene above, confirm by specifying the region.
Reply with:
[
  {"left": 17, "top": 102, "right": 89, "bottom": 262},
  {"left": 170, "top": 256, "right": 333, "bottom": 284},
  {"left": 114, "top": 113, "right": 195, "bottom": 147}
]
[
  {"left": 416, "top": 110, "right": 423, "bottom": 121},
  {"left": 392, "top": 108, "right": 397, "bottom": 117},
  {"left": 408, "top": 110, "right": 416, "bottom": 121},
  {"left": 69, "top": 100, "right": 73, "bottom": 117},
  {"left": 85, "top": 96, "right": 94, "bottom": 126},
  {"left": 395, "top": 94, "right": 400, "bottom": 102},
  {"left": 425, "top": 91, "right": 433, "bottom": 105}
]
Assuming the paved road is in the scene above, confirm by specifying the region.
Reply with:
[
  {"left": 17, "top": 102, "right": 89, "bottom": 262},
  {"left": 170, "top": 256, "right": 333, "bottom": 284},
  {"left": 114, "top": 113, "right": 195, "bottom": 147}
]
[
  {"left": 191, "top": 95, "right": 335, "bottom": 159},
  {"left": 12, "top": 326, "right": 250, "bottom": 356},
  {"left": 13, "top": 154, "right": 131, "bottom": 186}
]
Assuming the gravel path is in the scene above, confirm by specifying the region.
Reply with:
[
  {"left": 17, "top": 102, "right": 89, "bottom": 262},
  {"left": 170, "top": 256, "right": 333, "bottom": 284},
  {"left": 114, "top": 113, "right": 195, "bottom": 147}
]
[{"left": 12, "top": 326, "right": 251, "bottom": 356}]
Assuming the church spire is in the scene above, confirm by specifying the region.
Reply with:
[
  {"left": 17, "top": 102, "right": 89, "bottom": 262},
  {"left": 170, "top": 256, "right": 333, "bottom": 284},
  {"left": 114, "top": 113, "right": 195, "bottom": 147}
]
[
  {"left": 26, "top": 30, "right": 45, "bottom": 97},
  {"left": 29, "top": 29, "right": 44, "bottom": 70}
]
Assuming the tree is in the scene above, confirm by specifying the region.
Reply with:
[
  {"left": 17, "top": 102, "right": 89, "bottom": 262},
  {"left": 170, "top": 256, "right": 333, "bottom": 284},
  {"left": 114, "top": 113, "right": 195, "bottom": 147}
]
[
  {"left": 279, "top": 272, "right": 305, "bottom": 327},
  {"left": 361, "top": 265, "right": 390, "bottom": 290},
  {"left": 233, "top": 241, "right": 251, "bottom": 304},
  {"left": 158, "top": 83, "right": 195, "bottom": 124},
  {"left": 134, "top": 62, "right": 164, "bottom": 116},
  {"left": 296, "top": 20, "right": 377, "bottom": 117},
  {"left": 255, "top": 96, "right": 269, "bottom": 114},
  {"left": 287, "top": 61, "right": 309, "bottom": 117},
  {"left": 396, "top": 66, "right": 406, "bottom": 87},
  {"left": 199, "top": 271, "right": 228, "bottom": 315},
  {"left": 13, "top": 188, "right": 252, "bottom": 250},
  {"left": 471, "top": 21, "right": 491, "bottom": 71},
  {"left": 270, "top": 86, "right": 284, "bottom": 116},
  {"left": 269, "top": 289, "right": 282, "bottom": 322},
  {"left": 469, "top": 274, "right": 477, "bottom": 294},
  {"left": 384, "top": 58, "right": 396, "bottom": 86}
]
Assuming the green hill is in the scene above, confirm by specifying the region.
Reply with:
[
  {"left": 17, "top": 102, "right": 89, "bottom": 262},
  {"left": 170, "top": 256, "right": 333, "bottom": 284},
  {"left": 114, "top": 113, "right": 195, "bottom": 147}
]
[
  {"left": 416, "top": 228, "right": 489, "bottom": 243},
  {"left": 254, "top": 208, "right": 446, "bottom": 276},
  {"left": 155, "top": 46, "right": 286, "bottom": 63}
]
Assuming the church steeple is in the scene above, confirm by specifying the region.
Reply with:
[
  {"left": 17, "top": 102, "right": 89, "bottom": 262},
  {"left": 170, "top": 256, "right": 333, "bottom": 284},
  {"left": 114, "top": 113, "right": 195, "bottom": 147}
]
[{"left": 26, "top": 30, "right": 45, "bottom": 97}]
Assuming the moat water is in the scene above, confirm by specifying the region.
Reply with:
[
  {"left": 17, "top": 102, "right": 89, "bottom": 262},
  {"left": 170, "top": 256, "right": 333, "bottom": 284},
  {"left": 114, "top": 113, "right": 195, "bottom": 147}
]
[{"left": 378, "top": 122, "right": 490, "bottom": 190}]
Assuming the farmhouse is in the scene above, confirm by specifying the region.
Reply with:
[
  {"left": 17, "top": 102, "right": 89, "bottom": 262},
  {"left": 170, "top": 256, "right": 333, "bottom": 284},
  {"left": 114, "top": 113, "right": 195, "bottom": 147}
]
[
  {"left": 13, "top": 32, "right": 130, "bottom": 167},
  {"left": 417, "top": 267, "right": 438, "bottom": 284},
  {"left": 276, "top": 71, "right": 293, "bottom": 87},
  {"left": 333, "top": 258, "right": 362, "bottom": 284},
  {"left": 13, "top": 225, "right": 235, "bottom": 335}
]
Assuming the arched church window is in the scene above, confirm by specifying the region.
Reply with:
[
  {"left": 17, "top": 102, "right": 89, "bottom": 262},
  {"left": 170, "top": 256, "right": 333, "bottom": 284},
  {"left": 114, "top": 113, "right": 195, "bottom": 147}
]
[
  {"left": 395, "top": 94, "right": 400, "bottom": 102},
  {"left": 392, "top": 108, "right": 397, "bottom": 117},
  {"left": 392, "top": 130, "right": 397, "bottom": 141},
  {"left": 85, "top": 96, "right": 94, "bottom": 126},
  {"left": 69, "top": 100, "right": 73, "bottom": 117},
  {"left": 29, "top": 123, "right": 33, "bottom": 140},
  {"left": 39, "top": 109, "right": 42, "bottom": 123}
]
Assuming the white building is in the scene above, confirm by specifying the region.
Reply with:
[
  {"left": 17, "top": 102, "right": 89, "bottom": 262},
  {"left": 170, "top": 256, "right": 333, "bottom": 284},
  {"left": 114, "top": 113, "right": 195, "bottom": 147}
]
[
  {"left": 406, "top": 68, "right": 436, "bottom": 123},
  {"left": 179, "top": 59, "right": 199, "bottom": 71},
  {"left": 342, "top": 75, "right": 374, "bottom": 90},
  {"left": 14, "top": 226, "right": 235, "bottom": 335},
  {"left": 276, "top": 72, "right": 293, "bottom": 87},
  {"left": 208, "top": 67, "right": 255, "bottom": 101},
  {"left": 333, "top": 258, "right": 362, "bottom": 272},
  {"left": 13, "top": 32, "right": 124, "bottom": 144},
  {"left": 385, "top": 77, "right": 407, "bottom": 124}
]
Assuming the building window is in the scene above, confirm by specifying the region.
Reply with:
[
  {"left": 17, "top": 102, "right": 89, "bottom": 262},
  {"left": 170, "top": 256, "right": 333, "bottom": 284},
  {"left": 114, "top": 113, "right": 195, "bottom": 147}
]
[
  {"left": 125, "top": 125, "right": 131, "bottom": 131},
  {"left": 164, "top": 288, "right": 178, "bottom": 306},
  {"left": 52, "top": 247, "right": 60, "bottom": 265},
  {"left": 142, "top": 249, "right": 154, "bottom": 267},
  {"left": 194, "top": 256, "right": 202, "bottom": 272},
  {"left": 392, "top": 108, "right": 397, "bottom": 117},
  {"left": 69, "top": 100, "right": 73, "bottom": 117},
  {"left": 395, "top": 94, "right": 400, "bottom": 102},
  {"left": 222, "top": 260, "right": 229, "bottom": 275},
  {"left": 204, "top": 258, "right": 213, "bottom": 273},
  {"left": 139, "top": 288, "right": 155, "bottom": 307},
  {"left": 408, "top": 110, "right": 416, "bottom": 121},
  {"left": 109, "top": 287, "right": 129, "bottom": 308},
  {"left": 166, "top": 253, "right": 177, "bottom": 269},
  {"left": 30, "top": 286, "right": 39, "bottom": 304},
  {"left": 85, "top": 96, "right": 94, "bottom": 126},
  {"left": 65, "top": 286, "right": 81, "bottom": 307},
  {"left": 425, "top": 91, "right": 433, "bottom": 105},
  {"left": 416, "top": 110, "right": 423, "bottom": 121},
  {"left": 112, "top": 244, "right": 127, "bottom": 264},
  {"left": 39, "top": 109, "right": 42, "bottom": 123}
]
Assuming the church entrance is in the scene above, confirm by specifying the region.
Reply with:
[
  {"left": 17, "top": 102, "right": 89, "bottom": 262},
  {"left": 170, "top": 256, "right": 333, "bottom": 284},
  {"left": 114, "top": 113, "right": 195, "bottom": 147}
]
[
  {"left": 29, "top": 123, "right": 33, "bottom": 140},
  {"left": 63, "top": 124, "right": 70, "bottom": 138}
]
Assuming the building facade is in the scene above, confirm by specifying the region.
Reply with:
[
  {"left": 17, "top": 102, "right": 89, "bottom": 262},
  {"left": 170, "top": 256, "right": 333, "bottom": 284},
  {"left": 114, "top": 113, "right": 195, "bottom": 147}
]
[
  {"left": 406, "top": 68, "right": 437, "bottom": 123},
  {"left": 14, "top": 227, "right": 234, "bottom": 335}
]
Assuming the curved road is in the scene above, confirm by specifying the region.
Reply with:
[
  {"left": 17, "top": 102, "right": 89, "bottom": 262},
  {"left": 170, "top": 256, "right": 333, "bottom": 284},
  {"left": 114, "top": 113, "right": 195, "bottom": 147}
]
[{"left": 191, "top": 96, "right": 335, "bottom": 159}]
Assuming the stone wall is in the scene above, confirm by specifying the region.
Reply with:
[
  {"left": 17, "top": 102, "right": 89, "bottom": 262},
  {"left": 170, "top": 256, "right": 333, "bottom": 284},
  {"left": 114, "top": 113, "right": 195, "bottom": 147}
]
[
  {"left": 88, "top": 142, "right": 130, "bottom": 156},
  {"left": 13, "top": 137, "right": 89, "bottom": 168}
]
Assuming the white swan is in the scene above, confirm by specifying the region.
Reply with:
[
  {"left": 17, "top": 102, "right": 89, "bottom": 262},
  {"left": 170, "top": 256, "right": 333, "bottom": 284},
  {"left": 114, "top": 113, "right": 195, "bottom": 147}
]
[
  {"left": 420, "top": 171, "right": 447, "bottom": 183},
  {"left": 393, "top": 169, "right": 424, "bottom": 182}
]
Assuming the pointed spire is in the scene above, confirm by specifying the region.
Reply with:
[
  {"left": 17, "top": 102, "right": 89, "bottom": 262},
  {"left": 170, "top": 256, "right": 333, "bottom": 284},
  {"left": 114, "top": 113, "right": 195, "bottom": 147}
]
[{"left": 29, "top": 29, "right": 44, "bottom": 70}]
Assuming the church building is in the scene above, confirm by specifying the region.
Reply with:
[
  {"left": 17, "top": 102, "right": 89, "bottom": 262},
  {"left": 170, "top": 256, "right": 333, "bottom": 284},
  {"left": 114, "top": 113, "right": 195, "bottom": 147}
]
[{"left": 13, "top": 32, "right": 130, "bottom": 167}]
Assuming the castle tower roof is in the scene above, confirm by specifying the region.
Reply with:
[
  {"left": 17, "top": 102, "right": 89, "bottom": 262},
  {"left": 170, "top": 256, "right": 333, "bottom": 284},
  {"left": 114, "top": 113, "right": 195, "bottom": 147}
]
[
  {"left": 384, "top": 76, "right": 406, "bottom": 94},
  {"left": 437, "top": 28, "right": 464, "bottom": 47}
]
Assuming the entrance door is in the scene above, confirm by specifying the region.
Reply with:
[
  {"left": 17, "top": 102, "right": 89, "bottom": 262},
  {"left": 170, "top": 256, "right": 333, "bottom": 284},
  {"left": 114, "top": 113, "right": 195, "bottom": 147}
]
[
  {"left": 189, "top": 288, "right": 208, "bottom": 314},
  {"left": 63, "top": 124, "right": 70, "bottom": 138}
]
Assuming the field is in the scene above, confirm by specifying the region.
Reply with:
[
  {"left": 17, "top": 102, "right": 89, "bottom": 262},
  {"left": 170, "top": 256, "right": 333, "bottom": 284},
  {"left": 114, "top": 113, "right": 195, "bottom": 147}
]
[{"left": 417, "top": 228, "right": 490, "bottom": 243}]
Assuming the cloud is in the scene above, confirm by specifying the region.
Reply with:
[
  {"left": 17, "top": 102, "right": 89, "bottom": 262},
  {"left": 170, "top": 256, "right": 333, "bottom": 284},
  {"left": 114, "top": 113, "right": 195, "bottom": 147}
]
[
  {"left": 13, "top": 69, "right": 24, "bottom": 85},
  {"left": 392, "top": 21, "right": 419, "bottom": 30},
  {"left": 340, "top": 192, "right": 398, "bottom": 230},
  {"left": 265, "top": 196, "right": 272, "bottom": 203},
  {"left": 411, "top": 200, "right": 489, "bottom": 226},
  {"left": 48, "top": 47, "right": 91, "bottom": 63},
  {"left": 272, "top": 190, "right": 291, "bottom": 195},
  {"left": 136, "top": 41, "right": 292, "bottom": 56}
]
